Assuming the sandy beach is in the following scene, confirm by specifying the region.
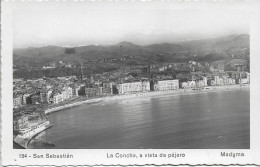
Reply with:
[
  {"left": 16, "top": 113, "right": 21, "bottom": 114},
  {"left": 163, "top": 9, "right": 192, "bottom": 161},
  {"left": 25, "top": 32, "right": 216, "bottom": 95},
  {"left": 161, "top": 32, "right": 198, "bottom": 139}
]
[
  {"left": 45, "top": 84, "right": 249, "bottom": 115},
  {"left": 45, "top": 98, "right": 102, "bottom": 114},
  {"left": 104, "top": 84, "right": 249, "bottom": 101}
]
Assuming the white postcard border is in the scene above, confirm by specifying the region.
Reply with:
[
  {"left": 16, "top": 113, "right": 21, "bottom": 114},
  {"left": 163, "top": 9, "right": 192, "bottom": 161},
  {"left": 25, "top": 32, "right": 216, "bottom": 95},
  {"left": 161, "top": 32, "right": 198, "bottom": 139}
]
[{"left": 1, "top": 0, "right": 260, "bottom": 166}]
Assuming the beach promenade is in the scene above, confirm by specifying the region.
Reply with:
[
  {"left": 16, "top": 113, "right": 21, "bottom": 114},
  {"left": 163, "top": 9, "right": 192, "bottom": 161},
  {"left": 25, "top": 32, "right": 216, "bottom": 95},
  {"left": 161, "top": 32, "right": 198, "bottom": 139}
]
[{"left": 44, "top": 84, "right": 249, "bottom": 115}]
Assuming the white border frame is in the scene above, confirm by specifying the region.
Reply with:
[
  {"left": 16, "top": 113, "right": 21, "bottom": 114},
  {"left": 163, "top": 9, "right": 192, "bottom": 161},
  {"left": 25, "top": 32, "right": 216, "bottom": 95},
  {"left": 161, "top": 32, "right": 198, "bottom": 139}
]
[{"left": 1, "top": 0, "right": 260, "bottom": 166}]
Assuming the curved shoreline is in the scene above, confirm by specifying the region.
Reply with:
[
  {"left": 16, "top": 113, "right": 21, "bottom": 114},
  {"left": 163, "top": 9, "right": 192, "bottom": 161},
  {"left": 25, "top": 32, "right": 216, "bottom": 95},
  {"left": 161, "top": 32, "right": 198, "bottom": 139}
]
[
  {"left": 45, "top": 98, "right": 102, "bottom": 114},
  {"left": 103, "top": 84, "right": 249, "bottom": 101},
  {"left": 44, "top": 84, "right": 249, "bottom": 115},
  {"left": 25, "top": 124, "right": 53, "bottom": 148}
]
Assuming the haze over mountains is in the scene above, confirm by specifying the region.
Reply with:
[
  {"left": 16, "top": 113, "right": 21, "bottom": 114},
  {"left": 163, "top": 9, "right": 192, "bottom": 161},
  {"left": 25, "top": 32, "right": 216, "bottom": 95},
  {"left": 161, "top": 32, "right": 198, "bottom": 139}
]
[{"left": 13, "top": 34, "right": 249, "bottom": 68}]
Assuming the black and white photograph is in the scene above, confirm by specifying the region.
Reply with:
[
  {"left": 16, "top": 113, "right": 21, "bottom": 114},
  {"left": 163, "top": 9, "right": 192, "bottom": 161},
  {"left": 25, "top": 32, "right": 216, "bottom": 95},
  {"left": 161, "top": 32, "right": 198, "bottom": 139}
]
[
  {"left": 3, "top": 1, "right": 260, "bottom": 166},
  {"left": 11, "top": 1, "right": 251, "bottom": 150}
]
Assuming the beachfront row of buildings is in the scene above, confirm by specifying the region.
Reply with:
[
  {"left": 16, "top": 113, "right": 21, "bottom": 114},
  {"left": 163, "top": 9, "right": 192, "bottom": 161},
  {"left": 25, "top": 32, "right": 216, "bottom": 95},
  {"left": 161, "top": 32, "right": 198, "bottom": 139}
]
[
  {"left": 13, "top": 72, "right": 250, "bottom": 109},
  {"left": 112, "top": 79, "right": 180, "bottom": 95},
  {"left": 13, "top": 86, "right": 80, "bottom": 109},
  {"left": 84, "top": 72, "right": 250, "bottom": 98}
]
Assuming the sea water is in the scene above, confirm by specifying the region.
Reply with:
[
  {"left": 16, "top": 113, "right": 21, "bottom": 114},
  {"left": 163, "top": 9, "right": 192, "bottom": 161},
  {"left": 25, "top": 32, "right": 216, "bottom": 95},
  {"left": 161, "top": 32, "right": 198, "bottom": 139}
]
[{"left": 29, "top": 88, "right": 250, "bottom": 149}]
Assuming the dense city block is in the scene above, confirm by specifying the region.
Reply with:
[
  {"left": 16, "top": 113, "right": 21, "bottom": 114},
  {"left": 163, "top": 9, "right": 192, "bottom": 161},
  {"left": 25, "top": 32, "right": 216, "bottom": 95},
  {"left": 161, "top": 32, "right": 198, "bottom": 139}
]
[{"left": 13, "top": 59, "right": 250, "bottom": 136}]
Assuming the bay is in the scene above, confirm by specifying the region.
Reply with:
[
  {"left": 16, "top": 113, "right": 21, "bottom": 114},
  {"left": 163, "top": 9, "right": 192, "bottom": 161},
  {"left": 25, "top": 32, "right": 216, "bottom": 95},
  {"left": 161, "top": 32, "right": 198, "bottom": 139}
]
[{"left": 30, "top": 88, "right": 250, "bottom": 149}]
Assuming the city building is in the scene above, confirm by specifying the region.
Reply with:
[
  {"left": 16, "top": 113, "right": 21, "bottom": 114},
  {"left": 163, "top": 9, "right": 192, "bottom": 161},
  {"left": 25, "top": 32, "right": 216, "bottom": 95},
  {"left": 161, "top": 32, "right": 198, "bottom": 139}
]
[
  {"left": 196, "top": 80, "right": 206, "bottom": 88},
  {"left": 13, "top": 115, "right": 28, "bottom": 131},
  {"left": 246, "top": 72, "right": 250, "bottom": 83},
  {"left": 40, "top": 91, "right": 50, "bottom": 104},
  {"left": 13, "top": 95, "right": 23, "bottom": 109},
  {"left": 117, "top": 81, "right": 143, "bottom": 94},
  {"left": 62, "top": 87, "right": 73, "bottom": 101},
  {"left": 208, "top": 79, "right": 216, "bottom": 86},
  {"left": 102, "top": 82, "right": 113, "bottom": 95},
  {"left": 142, "top": 81, "right": 150, "bottom": 92},
  {"left": 156, "top": 79, "right": 179, "bottom": 91},
  {"left": 31, "top": 93, "right": 41, "bottom": 105},
  {"left": 22, "top": 93, "right": 31, "bottom": 105},
  {"left": 72, "top": 86, "right": 80, "bottom": 97},
  {"left": 85, "top": 87, "right": 102, "bottom": 97},
  {"left": 50, "top": 93, "right": 63, "bottom": 104},
  {"left": 202, "top": 76, "right": 208, "bottom": 87}
]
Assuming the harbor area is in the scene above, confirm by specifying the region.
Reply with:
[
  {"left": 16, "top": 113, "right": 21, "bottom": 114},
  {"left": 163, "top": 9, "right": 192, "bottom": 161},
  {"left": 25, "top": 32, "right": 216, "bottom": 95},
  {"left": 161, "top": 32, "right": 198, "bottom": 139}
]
[{"left": 13, "top": 112, "right": 53, "bottom": 148}]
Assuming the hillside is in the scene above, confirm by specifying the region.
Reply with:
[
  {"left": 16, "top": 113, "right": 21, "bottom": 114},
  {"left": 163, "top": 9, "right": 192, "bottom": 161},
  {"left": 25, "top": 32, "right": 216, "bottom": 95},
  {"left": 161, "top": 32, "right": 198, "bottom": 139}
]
[
  {"left": 178, "top": 34, "right": 249, "bottom": 51},
  {"left": 13, "top": 34, "right": 249, "bottom": 68}
]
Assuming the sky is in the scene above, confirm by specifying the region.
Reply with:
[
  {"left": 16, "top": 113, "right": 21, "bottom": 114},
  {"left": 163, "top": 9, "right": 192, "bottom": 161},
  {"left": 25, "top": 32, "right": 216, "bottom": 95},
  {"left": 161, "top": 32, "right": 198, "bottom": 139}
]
[{"left": 12, "top": 1, "right": 250, "bottom": 48}]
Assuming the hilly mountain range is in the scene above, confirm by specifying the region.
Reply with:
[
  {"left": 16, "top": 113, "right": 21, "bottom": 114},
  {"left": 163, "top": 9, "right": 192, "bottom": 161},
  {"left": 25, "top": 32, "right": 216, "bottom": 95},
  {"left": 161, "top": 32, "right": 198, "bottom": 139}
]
[{"left": 13, "top": 34, "right": 249, "bottom": 68}]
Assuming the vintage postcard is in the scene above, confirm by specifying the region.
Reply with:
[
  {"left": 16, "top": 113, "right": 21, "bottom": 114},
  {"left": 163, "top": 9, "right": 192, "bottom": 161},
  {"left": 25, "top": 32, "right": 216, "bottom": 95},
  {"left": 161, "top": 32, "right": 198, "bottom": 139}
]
[{"left": 1, "top": 0, "right": 260, "bottom": 166}]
